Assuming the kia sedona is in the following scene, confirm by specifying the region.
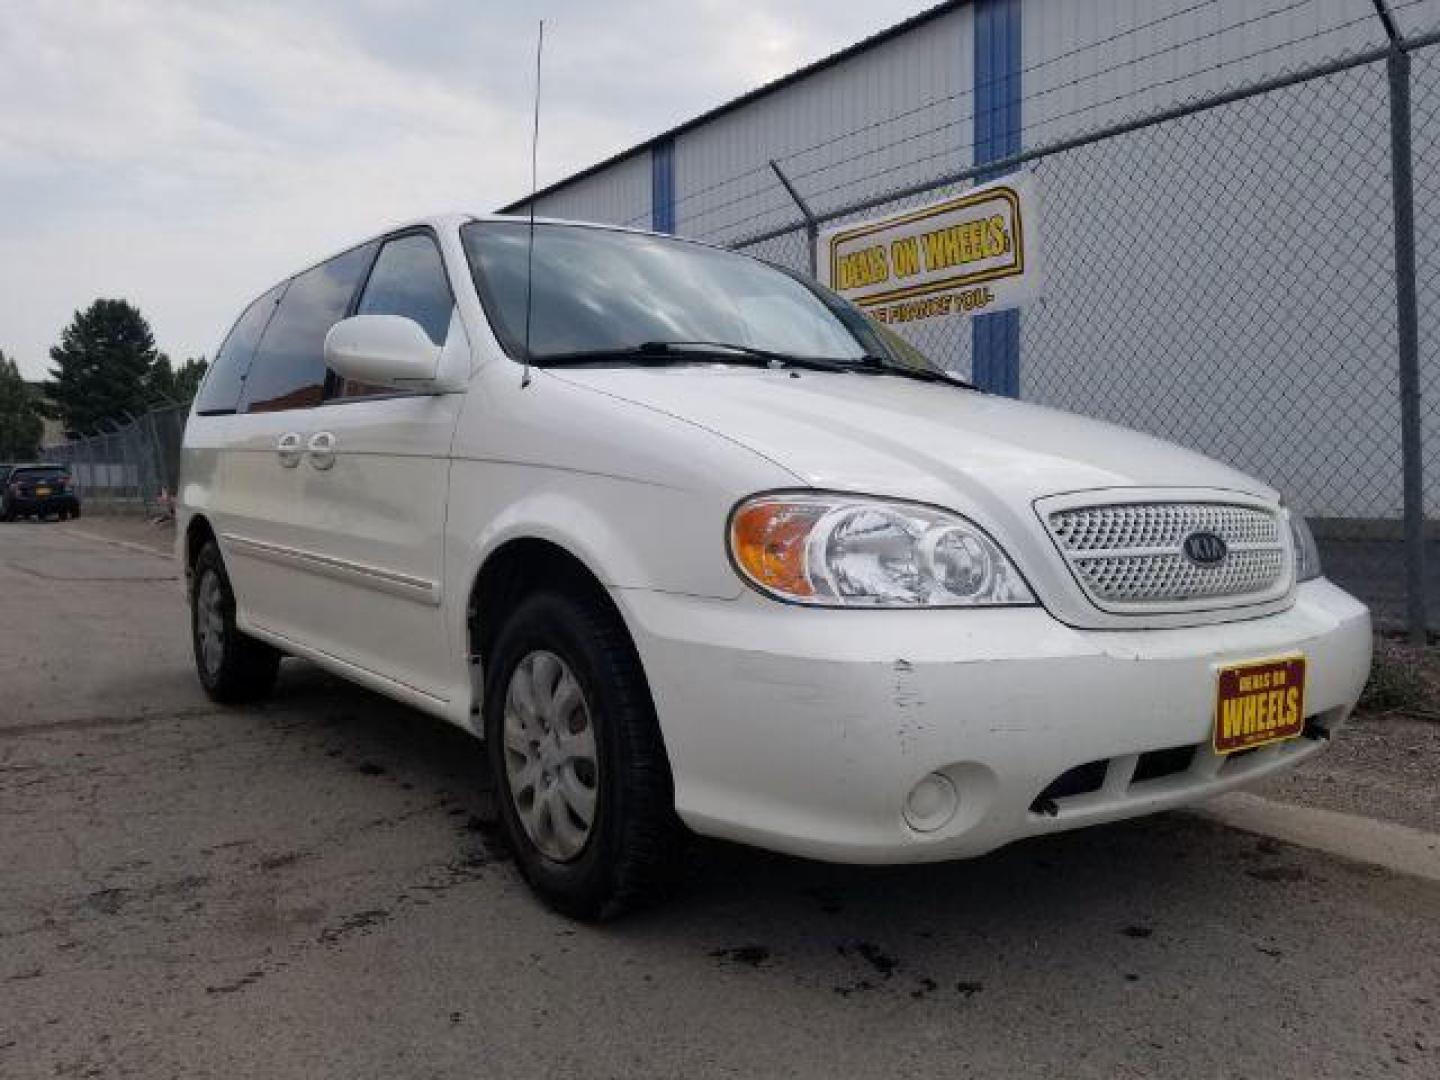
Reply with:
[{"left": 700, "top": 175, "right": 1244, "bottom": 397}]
[{"left": 177, "top": 214, "right": 1372, "bottom": 919}]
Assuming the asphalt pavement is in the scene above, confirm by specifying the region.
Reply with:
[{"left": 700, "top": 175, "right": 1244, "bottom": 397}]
[{"left": 2, "top": 522, "right": 1438, "bottom": 1079}]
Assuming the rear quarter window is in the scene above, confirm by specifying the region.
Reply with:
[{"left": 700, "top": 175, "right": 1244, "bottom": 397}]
[
  {"left": 195, "top": 284, "right": 285, "bottom": 416},
  {"left": 241, "top": 242, "right": 376, "bottom": 413}
]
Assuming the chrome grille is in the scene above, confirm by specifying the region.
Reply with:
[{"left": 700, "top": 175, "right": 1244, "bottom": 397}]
[{"left": 1046, "top": 502, "right": 1290, "bottom": 608}]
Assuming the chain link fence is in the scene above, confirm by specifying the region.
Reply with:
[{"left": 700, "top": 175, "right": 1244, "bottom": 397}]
[
  {"left": 730, "top": 28, "right": 1440, "bottom": 640},
  {"left": 41, "top": 401, "right": 188, "bottom": 517}
]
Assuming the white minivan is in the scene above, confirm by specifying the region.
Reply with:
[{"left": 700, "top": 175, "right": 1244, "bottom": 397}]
[{"left": 179, "top": 213, "right": 1372, "bottom": 918}]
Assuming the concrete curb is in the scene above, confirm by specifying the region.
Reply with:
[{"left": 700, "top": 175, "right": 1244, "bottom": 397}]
[
  {"left": 1195, "top": 791, "right": 1440, "bottom": 885},
  {"left": 57, "top": 525, "right": 174, "bottom": 562}
]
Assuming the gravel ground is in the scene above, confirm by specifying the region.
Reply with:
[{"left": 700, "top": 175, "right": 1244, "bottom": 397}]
[{"left": 1254, "top": 713, "right": 1440, "bottom": 833}]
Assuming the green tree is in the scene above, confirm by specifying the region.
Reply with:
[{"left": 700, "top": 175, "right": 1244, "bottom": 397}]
[
  {"left": 0, "top": 350, "right": 45, "bottom": 460},
  {"left": 172, "top": 356, "right": 209, "bottom": 402},
  {"left": 47, "top": 299, "right": 161, "bottom": 434},
  {"left": 145, "top": 354, "right": 208, "bottom": 403}
]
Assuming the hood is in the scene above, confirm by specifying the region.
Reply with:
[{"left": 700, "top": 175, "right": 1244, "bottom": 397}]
[
  {"left": 549, "top": 365, "right": 1290, "bottom": 631},
  {"left": 549, "top": 365, "right": 1276, "bottom": 513}
]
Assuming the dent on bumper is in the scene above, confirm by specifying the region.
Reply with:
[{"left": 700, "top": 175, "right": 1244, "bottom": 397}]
[{"left": 616, "top": 579, "right": 1372, "bottom": 864}]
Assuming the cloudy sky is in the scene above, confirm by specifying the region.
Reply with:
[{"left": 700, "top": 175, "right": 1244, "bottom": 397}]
[{"left": 0, "top": 0, "right": 934, "bottom": 380}]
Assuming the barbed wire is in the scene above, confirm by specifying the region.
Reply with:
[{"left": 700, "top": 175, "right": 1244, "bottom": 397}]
[
  {"left": 703, "top": 8, "right": 1413, "bottom": 237},
  {"left": 779, "top": 0, "right": 1373, "bottom": 189},
  {"left": 603, "top": 0, "right": 1430, "bottom": 232}
]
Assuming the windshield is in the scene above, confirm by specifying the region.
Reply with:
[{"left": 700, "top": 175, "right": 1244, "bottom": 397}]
[{"left": 462, "top": 221, "right": 912, "bottom": 366}]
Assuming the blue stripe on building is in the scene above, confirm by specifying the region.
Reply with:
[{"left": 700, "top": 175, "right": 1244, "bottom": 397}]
[
  {"left": 972, "top": 0, "right": 1021, "bottom": 397},
  {"left": 651, "top": 138, "right": 676, "bottom": 234}
]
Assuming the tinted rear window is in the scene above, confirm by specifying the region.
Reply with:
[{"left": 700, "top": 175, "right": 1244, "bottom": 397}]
[
  {"left": 13, "top": 467, "right": 68, "bottom": 481},
  {"left": 242, "top": 243, "right": 376, "bottom": 413},
  {"left": 195, "top": 284, "right": 285, "bottom": 415}
]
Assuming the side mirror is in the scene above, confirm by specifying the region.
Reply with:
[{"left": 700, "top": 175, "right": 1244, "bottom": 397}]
[{"left": 324, "top": 315, "right": 442, "bottom": 389}]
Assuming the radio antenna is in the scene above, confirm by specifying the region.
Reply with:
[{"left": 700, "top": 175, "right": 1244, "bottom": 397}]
[{"left": 521, "top": 18, "right": 544, "bottom": 389}]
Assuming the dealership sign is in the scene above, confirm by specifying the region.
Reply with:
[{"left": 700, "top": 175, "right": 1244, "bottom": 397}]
[{"left": 818, "top": 172, "right": 1042, "bottom": 326}]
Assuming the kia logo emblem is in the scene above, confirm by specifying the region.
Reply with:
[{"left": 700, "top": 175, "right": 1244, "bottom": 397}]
[{"left": 1183, "top": 531, "right": 1228, "bottom": 566}]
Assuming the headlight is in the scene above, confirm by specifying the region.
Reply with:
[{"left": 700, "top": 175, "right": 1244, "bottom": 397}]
[
  {"left": 1287, "top": 509, "right": 1322, "bottom": 583},
  {"left": 729, "top": 493, "right": 1035, "bottom": 607}
]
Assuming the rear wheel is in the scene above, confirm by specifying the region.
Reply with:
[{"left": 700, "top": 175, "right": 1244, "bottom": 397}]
[
  {"left": 484, "top": 589, "right": 680, "bottom": 920},
  {"left": 190, "top": 541, "right": 280, "bottom": 703}
]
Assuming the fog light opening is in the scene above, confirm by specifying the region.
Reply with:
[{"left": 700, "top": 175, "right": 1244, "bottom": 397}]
[{"left": 904, "top": 772, "right": 959, "bottom": 833}]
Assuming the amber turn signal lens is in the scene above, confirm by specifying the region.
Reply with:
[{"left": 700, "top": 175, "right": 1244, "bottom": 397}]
[{"left": 730, "top": 500, "right": 822, "bottom": 598}]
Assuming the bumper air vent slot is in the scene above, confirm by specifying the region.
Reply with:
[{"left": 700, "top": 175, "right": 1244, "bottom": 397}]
[
  {"left": 1030, "top": 759, "right": 1107, "bottom": 816},
  {"left": 1132, "top": 744, "right": 1197, "bottom": 784}
]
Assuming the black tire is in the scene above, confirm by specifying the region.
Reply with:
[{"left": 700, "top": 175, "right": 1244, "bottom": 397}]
[
  {"left": 190, "top": 541, "right": 280, "bottom": 704},
  {"left": 484, "top": 588, "right": 680, "bottom": 920},
  {"left": 0, "top": 502, "right": 12, "bottom": 523},
  {"left": 71, "top": 504, "right": 81, "bottom": 520}
]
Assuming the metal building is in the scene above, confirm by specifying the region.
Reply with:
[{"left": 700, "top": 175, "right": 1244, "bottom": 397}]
[{"left": 500, "top": 0, "right": 1440, "bottom": 631}]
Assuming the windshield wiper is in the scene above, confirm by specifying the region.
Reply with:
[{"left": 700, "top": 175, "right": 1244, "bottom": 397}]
[
  {"left": 532, "top": 341, "right": 853, "bottom": 373},
  {"left": 850, "top": 354, "right": 975, "bottom": 389},
  {"left": 533, "top": 340, "right": 973, "bottom": 387}
]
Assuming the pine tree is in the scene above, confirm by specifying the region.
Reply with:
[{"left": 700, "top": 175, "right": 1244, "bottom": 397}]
[
  {"left": 47, "top": 299, "right": 161, "bottom": 434},
  {"left": 172, "top": 356, "right": 209, "bottom": 402},
  {"left": 145, "top": 355, "right": 209, "bottom": 403},
  {"left": 0, "top": 350, "right": 45, "bottom": 460}
]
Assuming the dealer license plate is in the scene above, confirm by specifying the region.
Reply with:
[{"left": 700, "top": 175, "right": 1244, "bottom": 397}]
[{"left": 1213, "top": 655, "right": 1306, "bottom": 754}]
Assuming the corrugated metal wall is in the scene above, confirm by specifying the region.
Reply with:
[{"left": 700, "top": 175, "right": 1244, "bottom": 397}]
[
  {"left": 530, "top": 148, "right": 651, "bottom": 227},
  {"left": 510, "top": 1, "right": 1437, "bottom": 238},
  {"left": 509, "top": 5, "right": 974, "bottom": 237},
  {"left": 673, "top": 6, "right": 973, "bottom": 244},
  {"left": 1022, "top": 0, "right": 1385, "bottom": 144}
]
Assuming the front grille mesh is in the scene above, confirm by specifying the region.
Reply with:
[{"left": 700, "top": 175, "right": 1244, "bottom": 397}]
[
  {"left": 1047, "top": 502, "right": 1289, "bottom": 607},
  {"left": 1050, "top": 503, "right": 1280, "bottom": 551}
]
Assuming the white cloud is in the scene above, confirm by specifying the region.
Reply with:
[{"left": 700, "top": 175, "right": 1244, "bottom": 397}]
[{"left": 0, "top": 0, "right": 932, "bottom": 379}]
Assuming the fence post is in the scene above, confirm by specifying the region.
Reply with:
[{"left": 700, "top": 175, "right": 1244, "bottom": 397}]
[
  {"left": 768, "top": 159, "right": 820, "bottom": 278},
  {"left": 131, "top": 409, "right": 163, "bottom": 513},
  {"left": 78, "top": 434, "right": 90, "bottom": 499},
  {"left": 1377, "top": 2, "right": 1428, "bottom": 642}
]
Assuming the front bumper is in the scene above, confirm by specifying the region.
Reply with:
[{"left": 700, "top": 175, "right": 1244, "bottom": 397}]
[{"left": 615, "top": 579, "right": 1371, "bottom": 864}]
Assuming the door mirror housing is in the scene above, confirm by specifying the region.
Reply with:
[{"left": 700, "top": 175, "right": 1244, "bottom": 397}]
[{"left": 324, "top": 315, "right": 444, "bottom": 390}]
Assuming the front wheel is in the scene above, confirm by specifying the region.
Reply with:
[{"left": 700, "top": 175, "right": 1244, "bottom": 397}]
[
  {"left": 191, "top": 541, "right": 280, "bottom": 703},
  {"left": 484, "top": 589, "right": 680, "bottom": 920}
]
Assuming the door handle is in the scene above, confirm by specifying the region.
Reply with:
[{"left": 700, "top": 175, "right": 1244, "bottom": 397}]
[
  {"left": 276, "top": 431, "right": 303, "bottom": 468},
  {"left": 307, "top": 431, "right": 337, "bottom": 470}
]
